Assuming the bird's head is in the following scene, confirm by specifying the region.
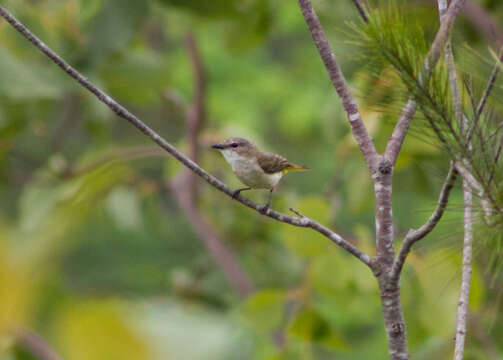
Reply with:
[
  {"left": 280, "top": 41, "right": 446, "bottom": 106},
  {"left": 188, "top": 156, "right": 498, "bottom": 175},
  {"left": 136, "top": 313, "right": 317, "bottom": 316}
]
[{"left": 211, "top": 137, "right": 256, "bottom": 162}]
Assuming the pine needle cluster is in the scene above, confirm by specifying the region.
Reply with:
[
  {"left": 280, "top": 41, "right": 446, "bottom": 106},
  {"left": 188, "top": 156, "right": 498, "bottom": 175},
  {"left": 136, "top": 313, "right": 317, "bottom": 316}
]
[{"left": 350, "top": 2, "right": 503, "bottom": 253}]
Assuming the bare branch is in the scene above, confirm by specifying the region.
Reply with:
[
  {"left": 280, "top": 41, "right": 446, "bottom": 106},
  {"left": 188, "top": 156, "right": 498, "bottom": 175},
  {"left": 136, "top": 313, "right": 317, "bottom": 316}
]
[
  {"left": 384, "top": 0, "right": 467, "bottom": 165},
  {"left": 390, "top": 163, "right": 457, "bottom": 282},
  {"left": 454, "top": 161, "right": 499, "bottom": 224},
  {"left": 297, "top": 0, "right": 379, "bottom": 173},
  {"left": 0, "top": 7, "right": 372, "bottom": 267},
  {"left": 14, "top": 328, "right": 63, "bottom": 360},
  {"left": 454, "top": 180, "right": 473, "bottom": 360},
  {"left": 350, "top": 0, "right": 369, "bottom": 23},
  {"left": 476, "top": 46, "right": 503, "bottom": 117}
]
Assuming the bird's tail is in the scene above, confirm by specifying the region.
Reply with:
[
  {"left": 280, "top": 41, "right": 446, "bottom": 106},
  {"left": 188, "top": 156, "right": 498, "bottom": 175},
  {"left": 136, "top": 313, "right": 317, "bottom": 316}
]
[{"left": 282, "top": 164, "right": 309, "bottom": 174}]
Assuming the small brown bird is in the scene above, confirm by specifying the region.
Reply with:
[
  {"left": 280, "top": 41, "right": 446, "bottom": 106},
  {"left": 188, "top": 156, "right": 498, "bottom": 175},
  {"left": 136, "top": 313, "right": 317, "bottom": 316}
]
[{"left": 212, "top": 137, "right": 308, "bottom": 212}]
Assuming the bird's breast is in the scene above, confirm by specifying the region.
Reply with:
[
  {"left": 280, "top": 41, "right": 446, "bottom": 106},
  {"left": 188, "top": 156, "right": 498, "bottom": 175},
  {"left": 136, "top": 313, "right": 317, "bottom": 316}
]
[{"left": 230, "top": 157, "right": 282, "bottom": 189}]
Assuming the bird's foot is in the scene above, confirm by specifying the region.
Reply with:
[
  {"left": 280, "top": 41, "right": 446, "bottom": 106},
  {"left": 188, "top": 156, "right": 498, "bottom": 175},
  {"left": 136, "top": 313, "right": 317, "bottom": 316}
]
[
  {"left": 258, "top": 204, "right": 269, "bottom": 214},
  {"left": 232, "top": 189, "right": 241, "bottom": 199}
]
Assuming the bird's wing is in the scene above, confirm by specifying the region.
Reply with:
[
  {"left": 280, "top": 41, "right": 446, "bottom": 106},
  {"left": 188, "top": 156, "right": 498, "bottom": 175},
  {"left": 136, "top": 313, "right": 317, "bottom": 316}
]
[{"left": 257, "top": 152, "right": 293, "bottom": 174}]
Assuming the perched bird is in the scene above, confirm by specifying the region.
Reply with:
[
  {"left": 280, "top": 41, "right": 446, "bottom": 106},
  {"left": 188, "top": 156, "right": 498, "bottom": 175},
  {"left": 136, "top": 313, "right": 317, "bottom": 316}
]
[{"left": 212, "top": 137, "right": 308, "bottom": 213}]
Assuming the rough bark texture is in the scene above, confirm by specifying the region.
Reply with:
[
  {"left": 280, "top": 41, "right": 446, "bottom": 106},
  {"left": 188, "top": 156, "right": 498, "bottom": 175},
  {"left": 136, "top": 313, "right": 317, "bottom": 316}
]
[
  {"left": 373, "top": 170, "right": 409, "bottom": 360},
  {"left": 376, "top": 276, "right": 409, "bottom": 360}
]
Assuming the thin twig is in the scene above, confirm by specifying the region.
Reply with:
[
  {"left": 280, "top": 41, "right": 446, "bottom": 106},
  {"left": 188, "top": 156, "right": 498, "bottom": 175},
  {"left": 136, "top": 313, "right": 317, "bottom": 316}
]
[
  {"left": 0, "top": 7, "right": 372, "bottom": 267},
  {"left": 350, "top": 0, "right": 369, "bottom": 23},
  {"left": 14, "top": 328, "right": 63, "bottom": 360},
  {"left": 454, "top": 161, "right": 498, "bottom": 224},
  {"left": 390, "top": 163, "right": 457, "bottom": 282},
  {"left": 462, "top": 0, "right": 503, "bottom": 49},
  {"left": 298, "top": 0, "right": 379, "bottom": 174},
  {"left": 476, "top": 47, "right": 503, "bottom": 117}
]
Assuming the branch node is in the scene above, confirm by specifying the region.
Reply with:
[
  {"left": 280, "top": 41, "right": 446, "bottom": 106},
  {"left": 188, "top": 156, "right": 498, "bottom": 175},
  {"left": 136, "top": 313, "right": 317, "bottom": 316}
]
[{"left": 289, "top": 207, "right": 305, "bottom": 218}]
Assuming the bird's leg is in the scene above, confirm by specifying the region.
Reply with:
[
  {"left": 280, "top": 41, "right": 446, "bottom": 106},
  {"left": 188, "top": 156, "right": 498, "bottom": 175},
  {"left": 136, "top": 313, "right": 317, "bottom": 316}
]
[
  {"left": 259, "top": 188, "right": 274, "bottom": 214},
  {"left": 232, "top": 187, "right": 251, "bottom": 199}
]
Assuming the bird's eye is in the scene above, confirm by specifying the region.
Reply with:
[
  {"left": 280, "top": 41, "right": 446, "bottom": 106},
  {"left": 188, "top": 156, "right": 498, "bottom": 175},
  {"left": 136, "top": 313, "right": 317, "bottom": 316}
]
[{"left": 231, "top": 143, "right": 238, "bottom": 148}]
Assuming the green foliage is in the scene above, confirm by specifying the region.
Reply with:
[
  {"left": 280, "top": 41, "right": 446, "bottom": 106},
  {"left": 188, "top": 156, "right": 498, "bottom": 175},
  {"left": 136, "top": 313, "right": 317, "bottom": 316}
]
[
  {"left": 0, "top": 0, "right": 503, "bottom": 359},
  {"left": 350, "top": 2, "right": 458, "bottom": 154},
  {"left": 240, "top": 290, "right": 285, "bottom": 333}
]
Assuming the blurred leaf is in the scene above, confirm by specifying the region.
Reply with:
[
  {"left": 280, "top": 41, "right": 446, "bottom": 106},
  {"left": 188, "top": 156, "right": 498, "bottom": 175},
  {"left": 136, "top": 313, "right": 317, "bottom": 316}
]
[
  {"left": 16, "top": 162, "right": 129, "bottom": 264},
  {"left": 106, "top": 186, "right": 143, "bottom": 230},
  {"left": 138, "top": 301, "right": 240, "bottom": 360},
  {"left": 86, "top": 0, "right": 148, "bottom": 60},
  {"left": 156, "top": 0, "right": 240, "bottom": 19},
  {"left": 411, "top": 248, "right": 461, "bottom": 337},
  {"left": 240, "top": 289, "right": 285, "bottom": 333},
  {"left": 281, "top": 196, "right": 332, "bottom": 258},
  {"left": 288, "top": 307, "right": 347, "bottom": 350},
  {"left": 224, "top": 0, "right": 272, "bottom": 50},
  {"left": 0, "top": 48, "right": 63, "bottom": 99},
  {"left": 100, "top": 51, "right": 171, "bottom": 105},
  {"left": 0, "top": 235, "right": 34, "bottom": 336},
  {"left": 54, "top": 300, "right": 149, "bottom": 360}
]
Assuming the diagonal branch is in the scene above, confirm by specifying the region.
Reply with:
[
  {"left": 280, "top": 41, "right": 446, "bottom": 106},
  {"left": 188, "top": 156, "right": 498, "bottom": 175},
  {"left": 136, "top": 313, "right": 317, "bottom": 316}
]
[
  {"left": 384, "top": 0, "right": 467, "bottom": 165},
  {"left": 350, "top": 0, "right": 369, "bottom": 23},
  {"left": 0, "top": 6, "right": 372, "bottom": 268},
  {"left": 476, "top": 46, "right": 503, "bottom": 117},
  {"left": 298, "top": 0, "right": 379, "bottom": 173},
  {"left": 462, "top": 0, "right": 503, "bottom": 50},
  {"left": 390, "top": 162, "right": 457, "bottom": 283},
  {"left": 14, "top": 328, "right": 63, "bottom": 360}
]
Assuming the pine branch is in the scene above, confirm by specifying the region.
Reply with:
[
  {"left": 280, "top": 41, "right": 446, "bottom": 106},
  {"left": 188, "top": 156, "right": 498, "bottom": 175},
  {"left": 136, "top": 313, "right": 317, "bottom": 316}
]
[
  {"left": 0, "top": 6, "right": 372, "bottom": 267},
  {"left": 384, "top": 0, "right": 467, "bottom": 165}
]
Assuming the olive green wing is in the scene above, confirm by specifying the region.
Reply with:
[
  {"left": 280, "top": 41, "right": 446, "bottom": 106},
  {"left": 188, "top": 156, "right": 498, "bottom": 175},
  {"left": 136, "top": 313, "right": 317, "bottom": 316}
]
[{"left": 257, "top": 152, "right": 293, "bottom": 174}]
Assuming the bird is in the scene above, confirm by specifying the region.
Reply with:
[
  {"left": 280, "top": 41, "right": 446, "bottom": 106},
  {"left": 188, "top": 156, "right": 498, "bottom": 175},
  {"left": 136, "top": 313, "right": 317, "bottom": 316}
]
[{"left": 211, "top": 137, "right": 308, "bottom": 213}]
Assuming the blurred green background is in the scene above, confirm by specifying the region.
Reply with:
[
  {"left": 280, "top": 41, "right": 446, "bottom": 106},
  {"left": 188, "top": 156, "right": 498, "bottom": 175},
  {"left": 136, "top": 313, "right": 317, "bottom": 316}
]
[{"left": 0, "top": 0, "right": 502, "bottom": 359}]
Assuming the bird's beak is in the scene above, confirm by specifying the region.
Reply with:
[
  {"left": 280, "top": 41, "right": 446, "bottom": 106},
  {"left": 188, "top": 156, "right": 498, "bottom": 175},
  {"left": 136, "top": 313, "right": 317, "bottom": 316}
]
[{"left": 211, "top": 144, "right": 225, "bottom": 150}]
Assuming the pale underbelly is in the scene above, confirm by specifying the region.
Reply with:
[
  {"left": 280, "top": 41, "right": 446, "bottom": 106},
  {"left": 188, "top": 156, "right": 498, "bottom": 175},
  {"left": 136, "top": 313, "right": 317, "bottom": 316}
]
[{"left": 233, "top": 162, "right": 283, "bottom": 189}]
